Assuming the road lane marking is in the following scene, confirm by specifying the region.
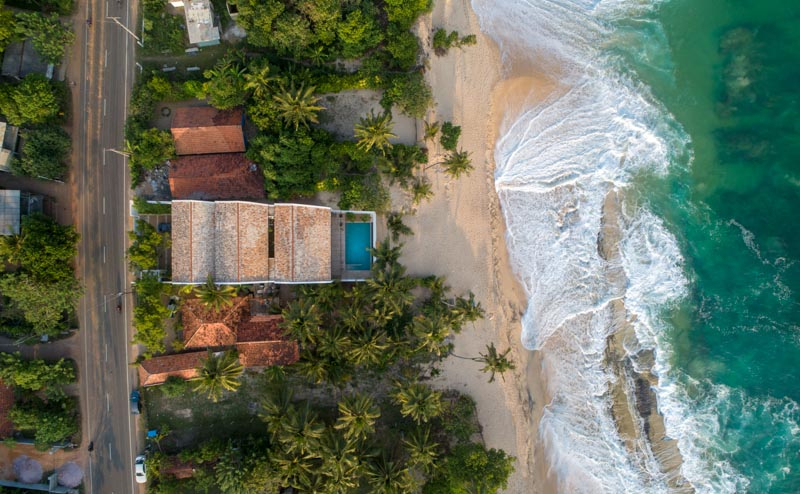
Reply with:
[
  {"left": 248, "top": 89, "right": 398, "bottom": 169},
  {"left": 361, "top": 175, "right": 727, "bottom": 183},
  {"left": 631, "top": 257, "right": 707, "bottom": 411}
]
[
  {"left": 103, "top": 196, "right": 106, "bottom": 215},
  {"left": 102, "top": 149, "right": 106, "bottom": 166},
  {"left": 103, "top": 245, "right": 106, "bottom": 264},
  {"left": 105, "top": 344, "right": 108, "bottom": 362},
  {"left": 103, "top": 98, "right": 107, "bottom": 117},
  {"left": 104, "top": 49, "right": 108, "bottom": 67},
  {"left": 103, "top": 296, "right": 107, "bottom": 313},
  {"left": 105, "top": 0, "right": 108, "bottom": 14},
  {"left": 106, "top": 393, "right": 110, "bottom": 412}
]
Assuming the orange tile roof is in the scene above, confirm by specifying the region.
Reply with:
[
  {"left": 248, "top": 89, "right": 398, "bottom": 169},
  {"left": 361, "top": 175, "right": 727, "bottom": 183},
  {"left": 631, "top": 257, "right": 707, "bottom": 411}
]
[
  {"left": 182, "top": 297, "right": 249, "bottom": 349},
  {"left": 170, "top": 107, "right": 245, "bottom": 155},
  {"left": 235, "top": 341, "right": 299, "bottom": 368},
  {"left": 169, "top": 153, "right": 265, "bottom": 201},
  {"left": 238, "top": 314, "right": 285, "bottom": 342},
  {"left": 138, "top": 352, "right": 204, "bottom": 387},
  {"left": 0, "top": 380, "right": 13, "bottom": 437}
]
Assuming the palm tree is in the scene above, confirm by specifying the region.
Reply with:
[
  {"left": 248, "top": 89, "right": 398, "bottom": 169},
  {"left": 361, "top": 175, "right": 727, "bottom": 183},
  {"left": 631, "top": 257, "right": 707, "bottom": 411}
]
[
  {"left": 370, "top": 240, "right": 403, "bottom": 272},
  {"left": 296, "top": 353, "right": 329, "bottom": 385},
  {"left": 386, "top": 213, "right": 413, "bottom": 243},
  {"left": 391, "top": 381, "right": 444, "bottom": 425},
  {"left": 423, "top": 120, "right": 440, "bottom": 141},
  {"left": 319, "top": 429, "right": 361, "bottom": 492},
  {"left": 354, "top": 110, "right": 397, "bottom": 155},
  {"left": 418, "top": 275, "right": 450, "bottom": 299},
  {"left": 347, "top": 329, "right": 389, "bottom": 367},
  {"left": 404, "top": 426, "right": 439, "bottom": 474},
  {"left": 334, "top": 394, "right": 380, "bottom": 442},
  {"left": 317, "top": 326, "right": 352, "bottom": 360},
  {"left": 260, "top": 386, "right": 294, "bottom": 437},
  {"left": 190, "top": 350, "right": 244, "bottom": 402},
  {"left": 440, "top": 149, "right": 474, "bottom": 178},
  {"left": 410, "top": 176, "right": 434, "bottom": 205},
  {"left": 367, "top": 262, "right": 415, "bottom": 317},
  {"left": 194, "top": 274, "right": 236, "bottom": 311},
  {"left": 272, "top": 83, "right": 324, "bottom": 131},
  {"left": 272, "top": 448, "right": 318, "bottom": 490},
  {"left": 244, "top": 60, "right": 278, "bottom": 99},
  {"left": 364, "top": 454, "right": 415, "bottom": 494},
  {"left": 477, "top": 343, "right": 516, "bottom": 383},
  {"left": 411, "top": 314, "right": 451, "bottom": 357},
  {"left": 278, "top": 403, "right": 325, "bottom": 456},
  {"left": 281, "top": 298, "right": 323, "bottom": 346}
]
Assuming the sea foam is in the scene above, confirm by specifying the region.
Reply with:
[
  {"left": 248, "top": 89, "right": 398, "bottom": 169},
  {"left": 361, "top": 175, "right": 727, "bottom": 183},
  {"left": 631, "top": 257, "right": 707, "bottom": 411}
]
[{"left": 471, "top": 0, "right": 748, "bottom": 491}]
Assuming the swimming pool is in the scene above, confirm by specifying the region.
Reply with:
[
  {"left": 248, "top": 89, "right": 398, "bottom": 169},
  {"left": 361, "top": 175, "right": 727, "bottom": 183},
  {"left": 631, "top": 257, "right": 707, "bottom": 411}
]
[{"left": 345, "top": 222, "right": 372, "bottom": 271}]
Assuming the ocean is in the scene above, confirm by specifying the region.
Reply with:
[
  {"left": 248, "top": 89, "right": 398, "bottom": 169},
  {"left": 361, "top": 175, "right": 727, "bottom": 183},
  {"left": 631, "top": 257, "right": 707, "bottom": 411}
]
[{"left": 471, "top": 0, "right": 800, "bottom": 492}]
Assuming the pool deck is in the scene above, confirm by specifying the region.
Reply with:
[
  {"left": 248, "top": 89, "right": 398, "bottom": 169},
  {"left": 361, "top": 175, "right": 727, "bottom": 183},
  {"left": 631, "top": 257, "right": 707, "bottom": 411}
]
[{"left": 331, "top": 211, "right": 374, "bottom": 281}]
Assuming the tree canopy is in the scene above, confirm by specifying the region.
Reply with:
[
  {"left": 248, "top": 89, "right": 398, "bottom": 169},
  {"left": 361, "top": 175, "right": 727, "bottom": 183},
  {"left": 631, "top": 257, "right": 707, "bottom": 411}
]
[
  {"left": 14, "top": 12, "right": 74, "bottom": 64},
  {"left": 0, "top": 74, "right": 63, "bottom": 126},
  {"left": 128, "top": 219, "right": 169, "bottom": 272},
  {"left": 14, "top": 125, "right": 71, "bottom": 180},
  {"left": 0, "top": 352, "right": 75, "bottom": 391}
]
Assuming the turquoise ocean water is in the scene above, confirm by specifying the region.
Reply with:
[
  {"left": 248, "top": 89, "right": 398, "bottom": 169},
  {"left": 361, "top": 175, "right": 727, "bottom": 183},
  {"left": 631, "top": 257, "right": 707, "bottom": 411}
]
[{"left": 473, "top": 0, "right": 800, "bottom": 491}]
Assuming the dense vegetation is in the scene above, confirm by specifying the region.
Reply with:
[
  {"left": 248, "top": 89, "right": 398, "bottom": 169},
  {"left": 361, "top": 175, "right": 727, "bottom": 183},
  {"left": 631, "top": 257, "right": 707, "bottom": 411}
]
[
  {"left": 132, "top": 273, "right": 170, "bottom": 357},
  {"left": 128, "top": 218, "right": 171, "bottom": 272},
  {"left": 12, "top": 125, "right": 71, "bottom": 180},
  {"left": 0, "top": 352, "right": 79, "bottom": 449},
  {"left": 144, "top": 235, "right": 515, "bottom": 493},
  {"left": 0, "top": 74, "right": 66, "bottom": 127},
  {"left": 0, "top": 214, "right": 82, "bottom": 338}
]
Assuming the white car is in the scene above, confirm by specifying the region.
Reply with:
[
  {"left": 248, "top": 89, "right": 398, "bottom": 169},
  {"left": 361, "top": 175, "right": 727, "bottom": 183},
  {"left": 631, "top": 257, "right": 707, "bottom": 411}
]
[{"left": 134, "top": 455, "right": 147, "bottom": 484}]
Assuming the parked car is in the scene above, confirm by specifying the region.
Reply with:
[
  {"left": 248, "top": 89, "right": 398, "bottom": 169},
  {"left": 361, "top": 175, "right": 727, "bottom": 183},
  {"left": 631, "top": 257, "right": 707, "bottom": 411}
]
[
  {"left": 134, "top": 455, "right": 147, "bottom": 484},
  {"left": 157, "top": 222, "right": 171, "bottom": 233},
  {"left": 130, "top": 390, "right": 141, "bottom": 415}
]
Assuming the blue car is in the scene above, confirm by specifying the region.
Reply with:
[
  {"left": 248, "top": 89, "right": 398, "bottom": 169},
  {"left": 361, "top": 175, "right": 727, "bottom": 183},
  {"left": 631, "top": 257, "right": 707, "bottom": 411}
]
[{"left": 130, "top": 390, "right": 141, "bottom": 415}]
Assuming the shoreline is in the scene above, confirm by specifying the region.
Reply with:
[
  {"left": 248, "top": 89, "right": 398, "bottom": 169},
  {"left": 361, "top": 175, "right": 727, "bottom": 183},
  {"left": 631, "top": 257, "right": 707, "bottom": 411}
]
[{"left": 401, "top": 1, "right": 556, "bottom": 492}]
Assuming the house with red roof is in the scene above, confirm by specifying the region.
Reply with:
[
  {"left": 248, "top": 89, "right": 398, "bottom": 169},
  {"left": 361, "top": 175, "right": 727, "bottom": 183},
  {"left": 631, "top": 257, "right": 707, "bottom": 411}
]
[
  {"left": 170, "top": 107, "right": 245, "bottom": 156},
  {"left": 137, "top": 298, "right": 299, "bottom": 387}
]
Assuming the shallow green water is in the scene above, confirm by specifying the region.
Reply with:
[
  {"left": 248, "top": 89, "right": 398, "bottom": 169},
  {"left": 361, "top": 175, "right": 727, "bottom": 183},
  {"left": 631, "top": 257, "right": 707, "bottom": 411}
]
[{"left": 630, "top": 0, "right": 800, "bottom": 491}]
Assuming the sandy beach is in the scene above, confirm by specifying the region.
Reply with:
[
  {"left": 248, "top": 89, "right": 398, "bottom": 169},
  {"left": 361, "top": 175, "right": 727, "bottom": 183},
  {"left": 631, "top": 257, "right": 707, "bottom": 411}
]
[{"left": 397, "top": 1, "right": 557, "bottom": 492}]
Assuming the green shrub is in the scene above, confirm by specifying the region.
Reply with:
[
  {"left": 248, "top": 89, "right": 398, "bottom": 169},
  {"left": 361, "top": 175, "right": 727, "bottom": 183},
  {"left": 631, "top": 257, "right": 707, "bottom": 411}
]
[
  {"left": 14, "top": 12, "right": 74, "bottom": 64},
  {"left": 9, "top": 397, "right": 78, "bottom": 450},
  {"left": 0, "top": 353, "right": 75, "bottom": 391},
  {"left": 0, "top": 74, "right": 64, "bottom": 126},
  {"left": 141, "top": 0, "right": 185, "bottom": 55},
  {"left": 439, "top": 121, "right": 461, "bottom": 151},
  {"left": 128, "top": 219, "right": 170, "bottom": 272},
  {"left": 382, "top": 72, "right": 433, "bottom": 119},
  {"left": 132, "top": 274, "right": 169, "bottom": 357},
  {"left": 159, "top": 376, "right": 189, "bottom": 398},
  {"left": 338, "top": 174, "right": 390, "bottom": 214},
  {"left": 432, "top": 28, "right": 477, "bottom": 56},
  {"left": 441, "top": 393, "right": 479, "bottom": 443},
  {"left": 133, "top": 196, "right": 171, "bottom": 215},
  {"left": 385, "top": 27, "right": 420, "bottom": 70}
]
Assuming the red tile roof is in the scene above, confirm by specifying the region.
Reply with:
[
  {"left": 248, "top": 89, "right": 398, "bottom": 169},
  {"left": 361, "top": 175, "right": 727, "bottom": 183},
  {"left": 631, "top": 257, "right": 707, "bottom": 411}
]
[
  {"left": 170, "top": 107, "right": 245, "bottom": 155},
  {"left": 138, "top": 352, "right": 204, "bottom": 387},
  {"left": 169, "top": 153, "right": 265, "bottom": 201},
  {"left": 235, "top": 341, "right": 299, "bottom": 368},
  {"left": 0, "top": 380, "right": 13, "bottom": 437},
  {"left": 181, "top": 297, "right": 249, "bottom": 349},
  {"left": 238, "top": 314, "right": 285, "bottom": 342}
]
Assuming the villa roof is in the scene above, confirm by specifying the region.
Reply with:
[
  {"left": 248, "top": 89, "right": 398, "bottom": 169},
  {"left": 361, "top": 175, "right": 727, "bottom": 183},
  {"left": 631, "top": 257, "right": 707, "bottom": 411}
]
[
  {"left": 0, "top": 380, "right": 13, "bottom": 437},
  {"left": 171, "top": 200, "right": 331, "bottom": 284},
  {"left": 170, "top": 107, "right": 245, "bottom": 155},
  {"left": 169, "top": 153, "right": 265, "bottom": 201},
  {"left": 138, "top": 352, "right": 204, "bottom": 387},
  {"left": 238, "top": 314, "right": 285, "bottom": 342}
]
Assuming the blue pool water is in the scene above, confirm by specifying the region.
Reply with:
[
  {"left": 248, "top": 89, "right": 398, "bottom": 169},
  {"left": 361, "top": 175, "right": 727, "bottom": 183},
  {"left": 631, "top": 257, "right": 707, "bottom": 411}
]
[{"left": 345, "top": 222, "right": 372, "bottom": 271}]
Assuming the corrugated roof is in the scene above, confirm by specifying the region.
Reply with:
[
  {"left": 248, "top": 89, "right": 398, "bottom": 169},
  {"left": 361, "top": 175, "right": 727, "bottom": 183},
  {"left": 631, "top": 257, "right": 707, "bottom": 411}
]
[
  {"left": 170, "top": 107, "right": 245, "bottom": 155},
  {"left": 169, "top": 153, "right": 265, "bottom": 201}
]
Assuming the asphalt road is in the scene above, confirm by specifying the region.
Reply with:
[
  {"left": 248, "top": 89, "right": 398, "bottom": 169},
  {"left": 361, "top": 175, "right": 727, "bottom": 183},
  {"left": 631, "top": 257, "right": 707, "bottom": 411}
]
[{"left": 76, "top": 0, "right": 141, "bottom": 491}]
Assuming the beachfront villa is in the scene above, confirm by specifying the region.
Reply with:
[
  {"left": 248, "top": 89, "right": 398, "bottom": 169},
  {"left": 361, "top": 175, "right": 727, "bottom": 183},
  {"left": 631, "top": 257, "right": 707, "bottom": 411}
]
[{"left": 170, "top": 201, "right": 376, "bottom": 284}]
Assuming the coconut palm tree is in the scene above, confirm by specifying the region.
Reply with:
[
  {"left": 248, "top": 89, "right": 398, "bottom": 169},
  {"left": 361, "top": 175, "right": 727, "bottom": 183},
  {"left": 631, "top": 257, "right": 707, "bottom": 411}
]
[
  {"left": 260, "top": 386, "right": 294, "bottom": 437},
  {"left": 410, "top": 176, "right": 434, "bottom": 205},
  {"left": 386, "top": 213, "right": 412, "bottom": 243},
  {"left": 423, "top": 120, "right": 440, "bottom": 141},
  {"left": 317, "top": 325, "right": 352, "bottom": 360},
  {"left": 190, "top": 350, "right": 244, "bottom": 402},
  {"left": 278, "top": 403, "right": 325, "bottom": 456},
  {"left": 334, "top": 394, "right": 380, "bottom": 442},
  {"left": 272, "top": 448, "right": 318, "bottom": 490},
  {"left": 347, "top": 329, "right": 389, "bottom": 367},
  {"left": 411, "top": 313, "right": 451, "bottom": 357},
  {"left": 391, "top": 381, "right": 444, "bottom": 425},
  {"left": 404, "top": 426, "right": 439, "bottom": 474},
  {"left": 272, "top": 83, "right": 324, "bottom": 130},
  {"left": 281, "top": 298, "right": 323, "bottom": 346},
  {"left": 244, "top": 60, "right": 279, "bottom": 100},
  {"left": 364, "top": 454, "right": 415, "bottom": 494},
  {"left": 370, "top": 240, "right": 403, "bottom": 272},
  {"left": 354, "top": 110, "right": 397, "bottom": 155},
  {"left": 440, "top": 149, "right": 474, "bottom": 178},
  {"left": 367, "top": 262, "right": 416, "bottom": 318},
  {"left": 477, "top": 343, "right": 516, "bottom": 383},
  {"left": 194, "top": 274, "right": 236, "bottom": 311},
  {"left": 319, "top": 429, "right": 361, "bottom": 492}
]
